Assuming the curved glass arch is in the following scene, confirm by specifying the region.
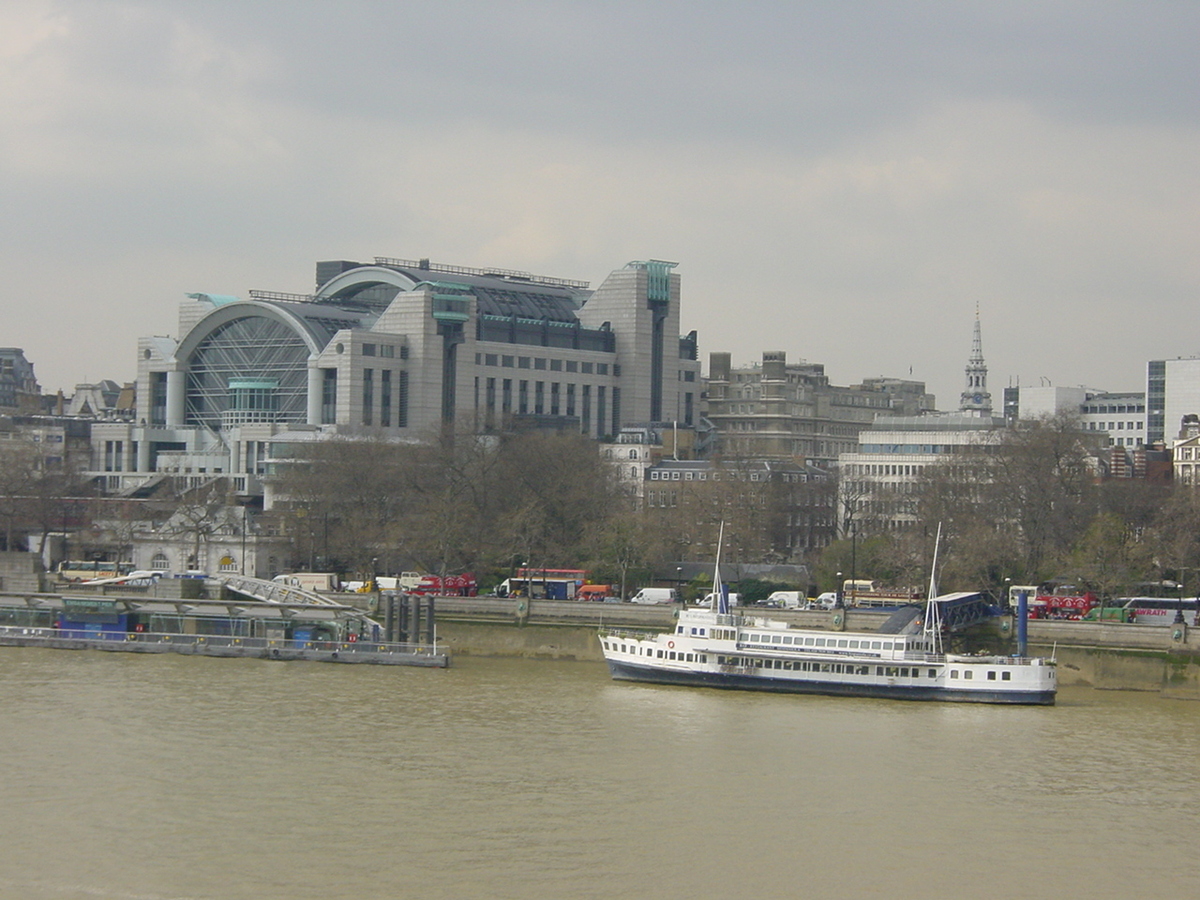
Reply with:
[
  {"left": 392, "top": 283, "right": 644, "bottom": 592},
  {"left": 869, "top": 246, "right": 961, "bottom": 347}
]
[{"left": 184, "top": 315, "right": 310, "bottom": 429}]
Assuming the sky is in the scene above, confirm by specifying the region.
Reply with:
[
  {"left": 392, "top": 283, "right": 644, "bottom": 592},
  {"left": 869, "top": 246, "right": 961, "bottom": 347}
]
[{"left": 3, "top": 0, "right": 1199, "bottom": 409}]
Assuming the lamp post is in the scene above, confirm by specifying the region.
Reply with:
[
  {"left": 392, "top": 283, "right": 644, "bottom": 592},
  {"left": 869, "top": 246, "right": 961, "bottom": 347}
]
[
  {"left": 849, "top": 522, "right": 857, "bottom": 606},
  {"left": 1176, "top": 572, "right": 1187, "bottom": 625},
  {"left": 676, "top": 566, "right": 683, "bottom": 602},
  {"left": 836, "top": 571, "right": 843, "bottom": 608}
]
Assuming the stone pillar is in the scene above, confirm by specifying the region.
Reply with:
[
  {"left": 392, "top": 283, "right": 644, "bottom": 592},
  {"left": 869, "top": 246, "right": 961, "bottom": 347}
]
[
  {"left": 307, "top": 363, "right": 322, "bottom": 425},
  {"left": 165, "top": 368, "right": 185, "bottom": 426}
]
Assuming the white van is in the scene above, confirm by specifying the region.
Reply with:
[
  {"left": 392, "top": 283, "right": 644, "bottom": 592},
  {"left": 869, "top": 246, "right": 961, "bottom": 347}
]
[
  {"left": 629, "top": 587, "right": 677, "bottom": 605},
  {"left": 766, "top": 590, "right": 805, "bottom": 609},
  {"left": 815, "top": 592, "right": 840, "bottom": 610},
  {"left": 696, "top": 592, "right": 741, "bottom": 608}
]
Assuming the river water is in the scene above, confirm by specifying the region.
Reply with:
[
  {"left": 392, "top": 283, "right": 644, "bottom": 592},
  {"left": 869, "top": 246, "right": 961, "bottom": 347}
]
[{"left": 1, "top": 649, "right": 1197, "bottom": 900}]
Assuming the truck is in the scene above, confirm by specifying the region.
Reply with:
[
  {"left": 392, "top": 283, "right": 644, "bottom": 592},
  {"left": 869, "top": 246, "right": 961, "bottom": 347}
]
[
  {"left": 842, "top": 579, "right": 921, "bottom": 607},
  {"left": 1027, "top": 588, "right": 1098, "bottom": 620},
  {"left": 272, "top": 572, "right": 340, "bottom": 592},
  {"left": 409, "top": 573, "right": 478, "bottom": 597}
]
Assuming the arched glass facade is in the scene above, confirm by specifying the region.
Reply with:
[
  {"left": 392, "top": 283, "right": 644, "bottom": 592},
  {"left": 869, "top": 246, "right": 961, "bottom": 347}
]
[{"left": 185, "top": 315, "right": 309, "bottom": 429}]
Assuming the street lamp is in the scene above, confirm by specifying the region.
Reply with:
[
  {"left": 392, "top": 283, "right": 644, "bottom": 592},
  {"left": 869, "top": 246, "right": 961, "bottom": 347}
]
[
  {"left": 849, "top": 522, "right": 857, "bottom": 606},
  {"left": 1176, "top": 572, "right": 1187, "bottom": 625},
  {"left": 836, "top": 571, "right": 843, "bottom": 608}
]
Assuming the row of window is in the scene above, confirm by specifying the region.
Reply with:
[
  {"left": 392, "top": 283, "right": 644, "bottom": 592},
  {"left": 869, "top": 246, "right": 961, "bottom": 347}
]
[
  {"left": 1083, "top": 404, "right": 1145, "bottom": 414},
  {"left": 477, "top": 353, "right": 612, "bottom": 376},
  {"left": 360, "top": 343, "right": 405, "bottom": 359},
  {"left": 358, "top": 369, "right": 410, "bottom": 428},
  {"left": 1087, "top": 421, "right": 1142, "bottom": 432}
]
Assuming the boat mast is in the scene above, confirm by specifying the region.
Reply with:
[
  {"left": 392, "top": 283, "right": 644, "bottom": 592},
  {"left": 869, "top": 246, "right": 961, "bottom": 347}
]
[
  {"left": 714, "top": 521, "right": 729, "bottom": 615},
  {"left": 924, "top": 523, "right": 943, "bottom": 654}
]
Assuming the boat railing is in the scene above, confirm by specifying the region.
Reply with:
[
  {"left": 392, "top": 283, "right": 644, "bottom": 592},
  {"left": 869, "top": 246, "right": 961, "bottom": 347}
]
[
  {"left": 600, "top": 627, "right": 660, "bottom": 642},
  {"left": 918, "top": 651, "right": 1044, "bottom": 666},
  {"left": 0, "top": 625, "right": 443, "bottom": 657}
]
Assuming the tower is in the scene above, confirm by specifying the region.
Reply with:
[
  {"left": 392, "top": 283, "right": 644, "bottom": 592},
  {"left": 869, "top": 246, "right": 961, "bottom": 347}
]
[{"left": 959, "top": 307, "right": 992, "bottom": 416}]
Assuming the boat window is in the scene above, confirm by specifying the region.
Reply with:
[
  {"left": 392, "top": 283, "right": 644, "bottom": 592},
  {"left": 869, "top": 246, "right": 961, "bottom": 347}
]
[
  {"left": 815, "top": 638, "right": 826, "bottom": 646},
  {"left": 1002, "top": 671, "right": 1011, "bottom": 681},
  {"left": 849, "top": 640, "right": 860, "bottom": 648},
  {"left": 928, "top": 669, "right": 936, "bottom": 678},
  {"left": 783, "top": 636, "right": 793, "bottom": 644},
  {"left": 987, "top": 671, "right": 996, "bottom": 680},
  {"left": 772, "top": 635, "right": 782, "bottom": 644},
  {"left": 950, "top": 670, "right": 958, "bottom": 678},
  {"left": 656, "top": 650, "right": 663, "bottom": 658},
  {"left": 669, "top": 651, "right": 676, "bottom": 660},
  {"left": 876, "top": 666, "right": 884, "bottom": 675},
  {"left": 964, "top": 670, "right": 973, "bottom": 680},
  {"left": 883, "top": 642, "right": 893, "bottom": 651},
  {"left": 871, "top": 641, "right": 882, "bottom": 649},
  {"left": 837, "top": 639, "right": 848, "bottom": 648},
  {"left": 686, "top": 653, "right": 694, "bottom": 662}
]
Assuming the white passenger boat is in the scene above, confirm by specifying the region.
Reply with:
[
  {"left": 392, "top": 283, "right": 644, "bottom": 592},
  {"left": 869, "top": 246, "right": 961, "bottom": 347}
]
[{"left": 599, "top": 527, "right": 1056, "bottom": 706}]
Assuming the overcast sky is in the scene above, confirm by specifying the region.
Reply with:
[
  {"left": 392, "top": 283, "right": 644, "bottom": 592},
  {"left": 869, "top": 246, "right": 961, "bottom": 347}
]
[{"left": 3, "top": 0, "right": 1198, "bottom": 409}]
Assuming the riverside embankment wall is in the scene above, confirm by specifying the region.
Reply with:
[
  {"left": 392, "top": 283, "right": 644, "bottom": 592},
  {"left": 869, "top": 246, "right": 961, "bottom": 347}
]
[
  {"left": 433, "top": 597, "right": 1200, "bottom": 698},
  {"left": 4, "top": 590, "right": 1198, "bottom": 697}
]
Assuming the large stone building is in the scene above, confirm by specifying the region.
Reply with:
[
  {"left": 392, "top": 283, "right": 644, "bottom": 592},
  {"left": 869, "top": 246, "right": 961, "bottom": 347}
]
[
  {"left": 88, "top": 255, "right": 702, "bottom": 501},
  {"left": 704, "top": 351, "right": 933, "bottom": 468},
  {"left": 0, "top": 348, "right": 41, "bottom": 413},
  {"left": 838, "top": 313, "right": 1005, "bottom": 534},
  {"left": 1147, "top": 357, "right": 1200, "bottom": 447}
]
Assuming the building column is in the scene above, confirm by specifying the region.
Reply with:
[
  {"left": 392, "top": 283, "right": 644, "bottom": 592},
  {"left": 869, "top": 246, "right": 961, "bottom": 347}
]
[
  {"left": 136, "top": 431, "right": 151, "bottom": 471},
  {"left": 307, "top": 362, "right": 322, "bottom": 425},
  {"left": 165, "top": 368, "right": 185, "bottom": 426}
]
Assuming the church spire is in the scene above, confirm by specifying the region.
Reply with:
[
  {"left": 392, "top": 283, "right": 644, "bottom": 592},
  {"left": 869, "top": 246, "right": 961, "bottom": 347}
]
[{"left": 960, "top": 306, "right": 992, "bottom": 416}]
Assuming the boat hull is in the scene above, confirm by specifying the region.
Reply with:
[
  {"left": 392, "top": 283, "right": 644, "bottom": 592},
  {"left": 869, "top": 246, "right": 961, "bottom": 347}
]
[{"left": 605, "top": 657, "right": 1056, "bottom": 706}]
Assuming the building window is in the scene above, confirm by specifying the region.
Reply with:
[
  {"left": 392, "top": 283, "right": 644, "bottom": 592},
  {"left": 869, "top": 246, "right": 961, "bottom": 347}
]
[
  {"left": 397, "top": 371, "right": 409, "bottom": 427},
  {"left": 519, "top": 380, "right": 529, "bottom": 415},
  {"left": 535, "top": 381, "right": 544, "bottom": 415},
  {"left": 150, "top": 552, "right": 169, "bottom": 570},
  {"left": 566, "top": 383, "right": 576, "bottom": 417},
  {"left": 150, "top": 371, "right": 168, "bottom": 425},
  {"left": 321, "top": 369, "right": 337, "bottom": 425},
  {"left": 362, "top": 369, "right": 373, "bottom": 426},
  {"left": 380, "top": 370, "right": 392, "bottom": 427},
  {"left": 550, "top": 383, "right": 560, "bottom": 416},
  {"left": 362, "top": 343, "right": 376, "bottom": 357}
]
